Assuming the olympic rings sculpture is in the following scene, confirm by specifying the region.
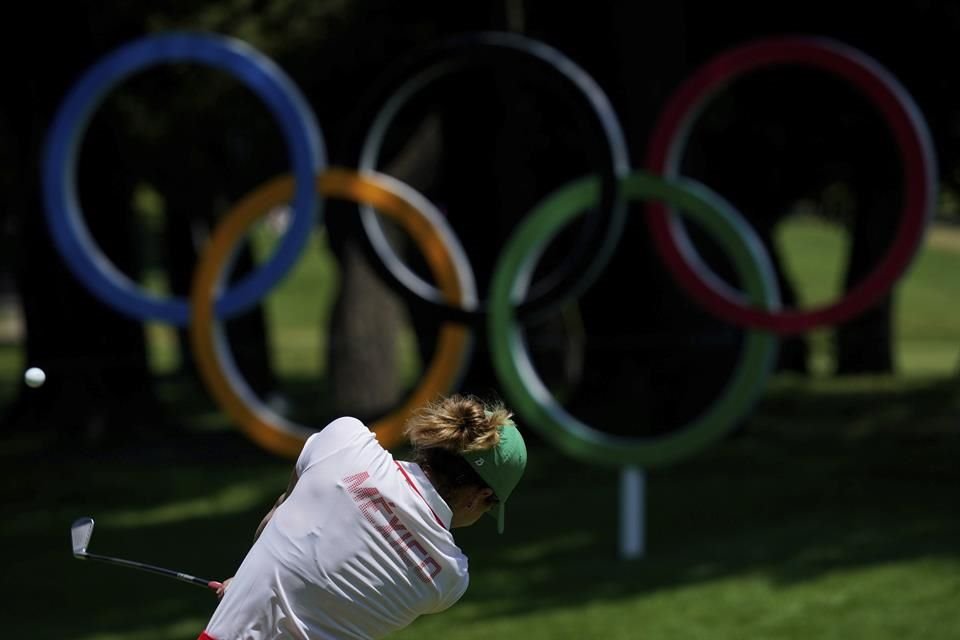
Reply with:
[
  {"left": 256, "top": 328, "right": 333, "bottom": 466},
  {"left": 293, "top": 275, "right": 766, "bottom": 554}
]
[{"left": 41, "top": 31, "right": 937, "bottom": 466}]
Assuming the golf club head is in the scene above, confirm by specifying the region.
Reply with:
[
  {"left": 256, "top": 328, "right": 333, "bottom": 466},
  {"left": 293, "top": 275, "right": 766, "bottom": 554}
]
[{"left": 71, "top": 517, "right": 95, "bottom": 558}]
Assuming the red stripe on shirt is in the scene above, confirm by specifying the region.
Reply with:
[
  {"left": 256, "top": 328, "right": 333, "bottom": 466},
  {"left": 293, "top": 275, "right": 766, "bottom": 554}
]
[{"left": 395, "top": 462, "right": 446, "bottom": 529}]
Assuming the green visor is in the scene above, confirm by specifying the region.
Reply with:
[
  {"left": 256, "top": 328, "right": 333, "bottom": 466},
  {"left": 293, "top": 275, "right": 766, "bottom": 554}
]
[{"left": 466, "top": 423, "right": 527, "bottom": 534}]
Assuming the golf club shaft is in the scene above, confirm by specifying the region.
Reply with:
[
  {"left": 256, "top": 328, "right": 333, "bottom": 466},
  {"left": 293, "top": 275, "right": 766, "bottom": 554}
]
[{"left": 77, "top": 551, "right": 221, "bottom": 590}]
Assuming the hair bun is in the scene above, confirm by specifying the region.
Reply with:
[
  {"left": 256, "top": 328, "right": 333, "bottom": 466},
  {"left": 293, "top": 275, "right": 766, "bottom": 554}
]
[
  {"left": 449, "top": 403, "right": 490, "bottom": 452},
  {"left": 404, "top": 394, "right": 509, "bottom": 454}
]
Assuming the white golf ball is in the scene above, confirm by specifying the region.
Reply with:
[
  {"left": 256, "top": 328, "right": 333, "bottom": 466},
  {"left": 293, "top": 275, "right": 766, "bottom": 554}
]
[{"left": 24, "top": 367, "right": 46, "bottom": 388}]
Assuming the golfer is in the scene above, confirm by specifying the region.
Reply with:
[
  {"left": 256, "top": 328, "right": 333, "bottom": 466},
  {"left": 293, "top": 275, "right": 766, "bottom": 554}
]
[{"left": 198, "top": 393, "right": 528, "bottom": 640}]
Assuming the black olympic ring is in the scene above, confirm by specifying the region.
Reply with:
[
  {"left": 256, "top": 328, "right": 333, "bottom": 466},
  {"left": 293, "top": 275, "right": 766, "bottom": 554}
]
[{"left": 349, "top": 30, "right": 631, "bottom": 325}]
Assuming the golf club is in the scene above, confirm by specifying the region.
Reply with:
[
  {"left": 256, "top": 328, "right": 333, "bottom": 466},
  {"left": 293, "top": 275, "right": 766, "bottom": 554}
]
[{"left": 71, "top": 516, "right": 222, "bottom": 591}]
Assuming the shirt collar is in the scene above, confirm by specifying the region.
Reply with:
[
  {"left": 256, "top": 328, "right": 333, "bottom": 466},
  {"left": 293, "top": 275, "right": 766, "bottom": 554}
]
[{"left": 397, "top": 460, "right": 453, "bottom": 529}]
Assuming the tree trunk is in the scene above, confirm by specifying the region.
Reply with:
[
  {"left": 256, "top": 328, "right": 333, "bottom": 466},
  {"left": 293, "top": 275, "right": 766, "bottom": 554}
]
[{"left": 834, "top": 185, "right": 899, "bottom": 374}]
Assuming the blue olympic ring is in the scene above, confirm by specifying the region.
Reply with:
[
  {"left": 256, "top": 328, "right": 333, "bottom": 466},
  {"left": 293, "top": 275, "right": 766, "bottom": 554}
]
[{"left": 42, "top": 31, "right": 326, "bottom": 325}]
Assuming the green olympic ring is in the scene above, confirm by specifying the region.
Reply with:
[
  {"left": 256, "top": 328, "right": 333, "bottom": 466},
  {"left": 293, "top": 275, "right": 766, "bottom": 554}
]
[{"left": 487, "top": 171, "right": 781, "bottom": 468}]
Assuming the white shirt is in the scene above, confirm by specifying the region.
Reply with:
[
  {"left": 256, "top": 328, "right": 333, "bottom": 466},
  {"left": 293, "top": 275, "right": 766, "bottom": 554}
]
[{"left": 204, "top": 417, "right": 470, "bottom": 639}]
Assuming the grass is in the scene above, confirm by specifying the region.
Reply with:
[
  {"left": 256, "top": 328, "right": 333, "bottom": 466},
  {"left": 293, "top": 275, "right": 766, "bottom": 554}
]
[{"left": 1, "top": 215, "right": 959, "bottom": 639}]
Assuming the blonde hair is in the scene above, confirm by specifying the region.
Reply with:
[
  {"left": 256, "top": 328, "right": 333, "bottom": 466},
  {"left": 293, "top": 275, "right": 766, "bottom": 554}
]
[
  {"left": 403, "top": 394, "right": 513, "bottom": 500},
  {"left": 405, "top": 394, "right": 512, "bottom": 454}
]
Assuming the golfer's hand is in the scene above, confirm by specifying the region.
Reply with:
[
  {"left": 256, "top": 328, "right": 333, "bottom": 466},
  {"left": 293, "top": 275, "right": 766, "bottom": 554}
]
[{"left": 216, "top": 578, "right": 233, "bottom": 600}]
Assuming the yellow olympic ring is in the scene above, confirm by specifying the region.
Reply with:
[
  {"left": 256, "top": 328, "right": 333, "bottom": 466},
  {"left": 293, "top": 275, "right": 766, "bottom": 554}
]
[{"left": 189, "top": 168, "right": 474, "bottom": 457}]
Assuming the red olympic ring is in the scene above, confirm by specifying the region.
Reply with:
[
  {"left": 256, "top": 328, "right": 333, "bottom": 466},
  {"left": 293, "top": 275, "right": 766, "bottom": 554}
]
[{"left": 645, "top": 36, "right": 937, "bottom": 335}]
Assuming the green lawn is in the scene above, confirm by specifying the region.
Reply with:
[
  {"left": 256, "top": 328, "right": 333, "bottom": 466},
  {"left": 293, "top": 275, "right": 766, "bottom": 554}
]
[{"left": 1, "top": 215, "right": 958, "bottom": 639}]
